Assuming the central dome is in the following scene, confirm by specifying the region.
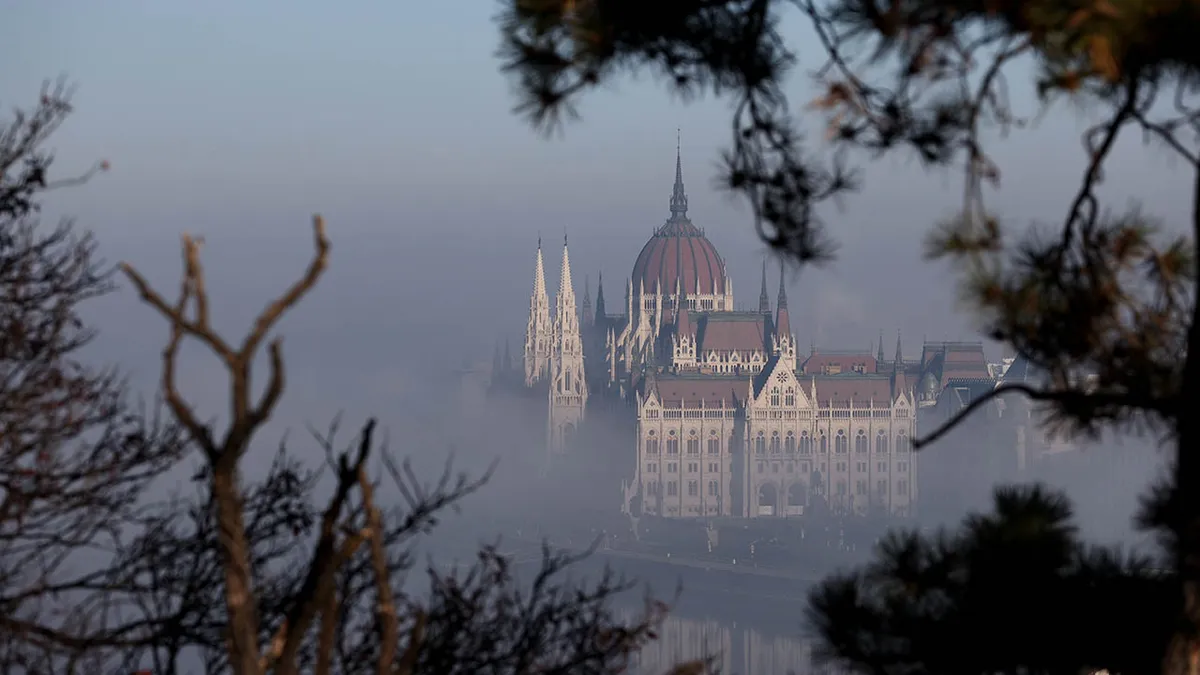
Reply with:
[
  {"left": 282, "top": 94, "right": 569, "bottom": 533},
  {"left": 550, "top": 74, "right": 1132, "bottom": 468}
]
[
  {"left": 630, "top": 143, "right": 728, "bottom": 296},
  {"left": 632, "top": 219, "right": 727, "bottom": 295}
]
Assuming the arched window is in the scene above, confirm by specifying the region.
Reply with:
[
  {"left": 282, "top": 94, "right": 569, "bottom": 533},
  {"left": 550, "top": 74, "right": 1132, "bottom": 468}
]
[
  {"left": 799, "top": 432, "right": 812, "bottom": 455},
  {"left": 666, "top": 430, "right": 679, "bottom": 455},
  {"left": 686, "top": 430, "right": 700, "bottom": 456},
  {"left": 707, "top": 431, "right": 721, "bottom": 455},
  {"left": 784, "top": 432, "right": 796, "bottom": 454},
  {"left": 770, "top": 387, "right": 781, "bottom": 407},
  {"left": 784, "top": 387, "right": 796, "bottom": 406},
  {"left": 645, "top": 438, "right": 659, "bottom": 454},
  {"left": 769, "top": 431, "right": 781, "bottom": 454},
  {"left": 754, "top": 431, "right": 766, "bottom": 455},
  {"left": 819, "top": 433, "right": 828, "bottom": 454},
  {"left": 854, "top": 430, "right": 868, "bottom": 454},
  {"left": 835, "top": 430, "right": 848, "bottom": 454},
  {"left": 896, "top": 432, "right": 910, "bottom": 453},
  {"left": 875, "top": 431, "right": 888, "bottom": 454}
]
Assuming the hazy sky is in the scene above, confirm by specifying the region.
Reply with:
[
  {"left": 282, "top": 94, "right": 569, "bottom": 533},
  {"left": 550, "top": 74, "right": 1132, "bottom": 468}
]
[{"left": 4, "top": 2, "right": 1187, "bottom": 490}]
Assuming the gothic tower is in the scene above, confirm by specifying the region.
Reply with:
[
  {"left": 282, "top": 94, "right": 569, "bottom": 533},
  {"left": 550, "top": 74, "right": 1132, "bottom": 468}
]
[
  {"left": 548, "top": 235, "right": 587, "bottom": 455},
  {"left": 524, "top": 238, "right": 553, "bottom": 387}
]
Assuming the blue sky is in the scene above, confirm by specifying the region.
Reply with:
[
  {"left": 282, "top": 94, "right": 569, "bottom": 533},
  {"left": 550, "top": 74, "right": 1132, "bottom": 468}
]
[{"left": 3, "top": 1, "right": 1191, "bottom": 465}]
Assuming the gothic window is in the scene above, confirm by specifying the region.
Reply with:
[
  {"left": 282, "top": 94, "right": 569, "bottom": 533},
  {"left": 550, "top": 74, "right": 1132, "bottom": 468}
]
[
  {"left": 784, "top": 387, "right": 796, "bottom": 407},
  {"left": 565, "top": 371, "right": 571, "bottom": 392},
  {"left": 648, "top": 482, "right": 659, "bottom": 495},
  {"left": 754, "top": 431, "right": 766, "bottom": 455},
  {"left": 799, "top": 432, "right": 812, "bottom": 455},
  {"left": 875, "top": 431, "right": 888, "bottom": 454},
  {"left": 898, "top": 480, "right": 909, "bottom": 496},
  {"left": 835, "top": 430, "right": 848, "bottom": 454},
  {"left": 819, "top": 433, "right": 828, "bottom": 454},
  {"left": 877, "top": 479, "right": 887, "bottom": 495},
  {"left": 856, "top": 480, "right": 867, "bottom": 495},
  {"left": 896, "top": 432, "right": 910, "bottom": 453},
  {"left": 784, "top": 432, "right": 796, "bottom": 454},
  {"left": 645, "top": 438, "right": 659, "bottom": 454},
  {"left": 666, "top": 438, "right": 679, "bottom": 455},
  {"left": 855, "top": 430, "right": 868, "bottom": 454},
  {"left": 707, "top": 434, "right": 721, "bottom": 455},
  {"left": 688, "top": 480, "right": 699, "bottom": 496},
  {"left": 770, "top": 387, "right": 781, "bottom": 407},
  {"left": 708, "top": 480, "right": 719, "bottom": 496},
  {"left": 686, "top": 431, "right": 700, "bottom": 456},
  {"left": 769, "top": 431, "right": 781, "bottom": 454},
  {"left": 668, "top": 481, "right": 678, "bottom": 496}
]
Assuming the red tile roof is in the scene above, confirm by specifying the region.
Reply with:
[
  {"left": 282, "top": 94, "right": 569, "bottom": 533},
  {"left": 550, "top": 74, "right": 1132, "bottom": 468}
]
[
  {"left": 652, "top": 376, "right": 747, "bottom": 408},
  {"left": 696, "top": 314, "right": 769, "bottom": 353},
  {"left": 812, "top": 375, "right": 894, "bottom": 406},
  {"left": 800, "top": 353, "right": 878, "bottom": 375}
]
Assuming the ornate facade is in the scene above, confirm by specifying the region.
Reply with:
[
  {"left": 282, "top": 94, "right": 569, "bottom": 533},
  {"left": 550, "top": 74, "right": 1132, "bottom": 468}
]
[{"left": 516, "top": 142, "right": 922, "bottom": 520}]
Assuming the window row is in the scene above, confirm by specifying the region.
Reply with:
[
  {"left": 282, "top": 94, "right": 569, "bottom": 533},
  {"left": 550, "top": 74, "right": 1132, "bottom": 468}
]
[{"left": 646, "top": 480, "right": 722, "bottom": 497}]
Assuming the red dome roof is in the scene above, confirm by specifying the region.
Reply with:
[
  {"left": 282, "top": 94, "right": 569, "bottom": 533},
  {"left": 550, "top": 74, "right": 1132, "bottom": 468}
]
[{"left": 632, "top": 218, "right": 727, "bottom": 295}]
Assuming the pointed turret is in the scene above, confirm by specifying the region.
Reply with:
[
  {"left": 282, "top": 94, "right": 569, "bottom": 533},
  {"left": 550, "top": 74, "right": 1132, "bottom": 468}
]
[
  {"left": 773, "top": 264, "right": 796, "bottom": 368},
  {"left": 775, "top": 265, "right": 791, "bottom": 338},
  {"left": 758, "top": 259, "right": 770, "bottom": 313},
  {"left": 524, "top": 238, "right": 553, "bottom": 387},
  {"left": 595, "top": 271, "right": 606, "bottom": 320},
  {"left": 582, "top": 274, "right": 593, "bottom": 326},
  {"left": 892, "top": 331, "right": 908, "bottom": 399},
  {"left": 669, "top": 130, "right": 688, "bottom": 221},
  {"left": 877, "top": 330, "right": 885, "bottom": 364}
]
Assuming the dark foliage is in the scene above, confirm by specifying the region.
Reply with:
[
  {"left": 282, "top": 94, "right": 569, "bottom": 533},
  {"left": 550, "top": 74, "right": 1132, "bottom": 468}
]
[{"left": 808, "top": 485, "right": 1175, "bottom": 675}]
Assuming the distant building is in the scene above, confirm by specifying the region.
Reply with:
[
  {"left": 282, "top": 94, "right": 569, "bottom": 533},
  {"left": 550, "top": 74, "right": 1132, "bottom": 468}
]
[{"left": 489, "top": 139, "right": 1057, "bottom": 524}]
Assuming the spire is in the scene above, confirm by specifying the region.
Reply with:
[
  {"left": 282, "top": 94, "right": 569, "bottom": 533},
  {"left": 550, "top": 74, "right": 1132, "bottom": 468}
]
[
  {"left": 669, "top": 129, "right": 688, "bottom": 220},
  {"left": 533, "top": 238, "right": 547, "bottom": 299},
  {"left": 877, "top": 330, "right": 885, "bottom": 364},
  {"left": 892, "top": 330, "right": 908, "bottom": 399},
  {"left": 559, "top": 238, "right": 574, "bottom": 300},
  {"left": 758, "top": 259, "right": 770, "bottom": 313},
  {"left": 775, "top": 264, "right": 791, "bottom": 337},
  {"left": 595, "top": 271, "right": 606, "bottom": 319},
  {"left": 582, "top": 274, "right": 593, "bottom": 325},
  {"left": 524, "top": 238, "right": 553, "bottom": 387}
]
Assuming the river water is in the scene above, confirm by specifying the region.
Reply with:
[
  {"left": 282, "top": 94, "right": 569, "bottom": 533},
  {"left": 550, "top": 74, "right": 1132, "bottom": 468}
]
[{"left": 565, "top": 553, "right": 834, "bottom": 675}]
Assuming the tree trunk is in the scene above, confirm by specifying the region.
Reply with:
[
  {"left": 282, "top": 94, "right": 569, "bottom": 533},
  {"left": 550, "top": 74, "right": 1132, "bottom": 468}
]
[{"left": 213, "top": 468, "right": 263, "bottom": 675}]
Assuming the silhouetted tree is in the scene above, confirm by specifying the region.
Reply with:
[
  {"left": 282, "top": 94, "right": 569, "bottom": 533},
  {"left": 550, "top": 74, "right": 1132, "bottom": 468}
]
[
  {"left": 497, "top": 1, "right": 1199, "bottom": 673},
  {"left": 119, "top": 217, "right": 707, "bottom": 674},
  {"left": 0, "top": 82, "right": 188, "bottom": 673}
]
